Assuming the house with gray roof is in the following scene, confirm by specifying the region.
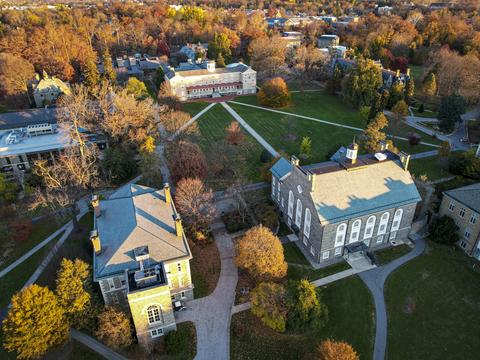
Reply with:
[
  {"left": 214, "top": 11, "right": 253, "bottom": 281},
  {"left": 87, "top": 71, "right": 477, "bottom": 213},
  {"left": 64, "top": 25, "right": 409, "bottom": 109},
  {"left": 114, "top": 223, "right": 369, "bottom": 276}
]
[
  {"left": 439, "top": 183, "right": 480, "bottom": 260},
  {"left": 270, "top": 142, "right": 421, "bottom": 266},
  {"left": 91, "top": 183, "right": 193, "bottom": 347}
]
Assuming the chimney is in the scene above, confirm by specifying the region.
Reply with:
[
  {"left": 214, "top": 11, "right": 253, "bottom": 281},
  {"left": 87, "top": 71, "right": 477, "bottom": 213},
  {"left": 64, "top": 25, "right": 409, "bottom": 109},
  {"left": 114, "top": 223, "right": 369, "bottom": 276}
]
[
  {"left": 396, "top": 69, "right": 400, "bottom": 77},
  {"left": 90, "top": 230, "right": 101, "bottom": 255},
  {"left": 91, "top": 195, "right": 100, "bottom": 217},
  {"left": 175, "top": 215, "right": 183, "bottom": 237},
  {"left": 291, "top": 155, "right": 300, "bottom": 166},
  {"left": 406, "top": 68, "right": 410, "bottom": 77},
  {"left": 399, "top": 151, "right": 410, "bottom": 171},
  {"left": 345, "top": 142, "right": 359, "bottom": 164},
  {"left": 379, "top": 140, "right": 389, "bottom": 151},
  {"left": 308, "top": 173, "right": 315, "bottom": 192},
  {"left": 164, "top": 183, "right": 172, "bottom": 204}
]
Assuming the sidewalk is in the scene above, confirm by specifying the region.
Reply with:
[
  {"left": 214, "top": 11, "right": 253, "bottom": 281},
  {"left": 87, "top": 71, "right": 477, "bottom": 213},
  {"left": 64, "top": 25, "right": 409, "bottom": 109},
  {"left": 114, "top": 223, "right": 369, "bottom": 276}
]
[
  {"left": 71, "top": 329, "right": 128, "bottom": 360},
  {"left": 170, "top": 103, "right": 216, "bottom": 140}
]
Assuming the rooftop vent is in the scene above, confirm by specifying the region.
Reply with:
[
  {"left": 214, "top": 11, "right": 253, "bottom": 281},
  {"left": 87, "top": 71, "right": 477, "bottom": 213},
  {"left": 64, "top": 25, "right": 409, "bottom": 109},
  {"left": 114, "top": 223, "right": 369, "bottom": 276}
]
[
  {"left": 134, "top": 265, "right": 160, "bottom": 288},
  {"left": 134, "top": 246, "right": 150, "bottom": 262},
  {"left": 374, "top": 153, "right": 387, "bottom": 162}
]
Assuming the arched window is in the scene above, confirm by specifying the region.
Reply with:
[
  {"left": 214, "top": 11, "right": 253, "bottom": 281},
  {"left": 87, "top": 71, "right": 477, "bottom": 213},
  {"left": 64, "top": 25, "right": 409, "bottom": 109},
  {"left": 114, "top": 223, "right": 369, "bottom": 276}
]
[
  {"left": 377, "top": 212, "right": 390, "bottom": 235},
  {"left": 295, "top": 199, "right": 303, "bottom": 226},
  {"left": 335, "top": 223, "right": 347, "bottom": 246},
  {"left": 288, "top": 191, "right": 294, "bottom": 218},
  {"left": 304, "top": 209, "right": 311, "bottom": 238},
  {"left": 391, "top": 209, "right": 403, "bottom": 232},
  {"left": 272, "top": 177, "right": 276, "bottom": 196},
  {"left": 277, "top": 181, "right": 281, "bottom": 202},
  {"left": 350, "top": 219, "right": 362, "bottom": 243},
  {"left": 363, "top": 216, "right": 376, "bottom": 239},
  {"left": 147, "top": 305, "right": 162, "bottom": 325}
]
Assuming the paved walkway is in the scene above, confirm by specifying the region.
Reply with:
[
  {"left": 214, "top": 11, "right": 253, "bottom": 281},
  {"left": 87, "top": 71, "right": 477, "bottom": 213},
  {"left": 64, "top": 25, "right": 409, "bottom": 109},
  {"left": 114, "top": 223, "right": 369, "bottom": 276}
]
[
  {"left": 229, "top": 101, "right": 441, "bottom": 148},
  {"left": 175, "top": 219, "right": 238, "bottom": 360},
  {"left": 359, "top": 234, "right": 426, "bottom": 360},
  {"left": 71, "top": 329, "right": 128, "bottom": 360},
  {"left": 220, "top": 102, "right": 279, "bottom": 157},
  {"left": 170, "top": 103, "right": 216, "bottom": 140}
]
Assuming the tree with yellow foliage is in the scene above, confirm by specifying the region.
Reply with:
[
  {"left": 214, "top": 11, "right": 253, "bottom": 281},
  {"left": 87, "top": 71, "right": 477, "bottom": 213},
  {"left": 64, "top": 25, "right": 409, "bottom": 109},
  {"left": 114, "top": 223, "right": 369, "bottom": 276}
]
[
  {"left": 2, "top": 284, "right": 69, "bottom": 359},
  {"left": 315, "top": 339, "right": 359, "bottom": 360},
  {"left": 235, "top": 225, "right": 287, "bottom": 280},
  {"left": 257, "top": 77, "right": 291, "bottom": 108}
]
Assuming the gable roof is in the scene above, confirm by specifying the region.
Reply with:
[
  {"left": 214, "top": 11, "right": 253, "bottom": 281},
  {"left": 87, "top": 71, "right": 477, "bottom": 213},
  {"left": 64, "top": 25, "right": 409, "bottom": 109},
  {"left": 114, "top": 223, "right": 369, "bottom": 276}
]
[
  {"left": 309, "top": 159, "right": 421, "bottom": 223},
  {"left": 270, "top": 157, "right": 292, "bottom": 180},
  {"left": 444, "top": 183, "right": 480, "bottom": 213},
  {"left": 93, "top": 184, "right": 191, "bottom": 279}
]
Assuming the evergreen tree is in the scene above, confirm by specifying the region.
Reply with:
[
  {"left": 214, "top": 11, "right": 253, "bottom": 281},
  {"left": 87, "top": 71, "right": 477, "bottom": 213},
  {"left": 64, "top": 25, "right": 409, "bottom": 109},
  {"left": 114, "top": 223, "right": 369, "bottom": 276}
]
[
  {"left": 343, "top": 58, "right": 383, "bottom": 108},
  {"left": 362, "top": 112, "right": 389, "bottom": 153},
  {"left": 300, "top": 136, "right": 312, "bottom": 157},
  {"left": 438, "top": 94, "right": 466, "bottom": 133},
  {"left": 208, "top": 32, "right": 231, "bottom": 62},
  {"left": 154, "top": 66, "right": 165, "bottom": 89},
  {"left": 2, "top": 285, "right": 69, "bottom": 359},
  {"left": 102, "top": 49, "right": 116, "bottom": 83},
  {"left": 83, "top": 57, "right": 100, "bottom": 92},
  {"left": 217, "top": 53, "right": 226, "bottom": 68},
  {"left": 387, "top": 82, "right": 405, "bottom": 108},
  {"left": 326, "top": 65, "right": 343, "bottom": 95},
  {"left": 405, "top": 77, "right": 415, "bottom": 104},
  {"left": 55, "top": 258, "right": 91, "bottom": 324}
]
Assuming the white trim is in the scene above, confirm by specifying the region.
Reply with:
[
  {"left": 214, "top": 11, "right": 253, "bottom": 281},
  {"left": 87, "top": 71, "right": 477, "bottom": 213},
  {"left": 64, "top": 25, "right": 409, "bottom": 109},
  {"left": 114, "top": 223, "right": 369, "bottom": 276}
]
[
  {"left": 363, "top": 215, "right": 376, "bottom": 239},
  {"left": 288, "top": 190, "right": 294, "bottom": 218},
  {"left": 303, "top": 208, "right": 311, "bottom": 238},
  {"left": 295, "top": 199, "right": 303, "bottom": 227},
  {"left": 322, "top": 251, "right": 329, "bottom": 260},
  {"left": 391, "top": 209, "right": 403, "bottom": 232},
  {"left": 335, "top": 223, "right": 347, "bottom": 247},
  {"left": 378, "top": 212, "right": 390, "bottom": 235},
  {"left": 349, "top": 219, "right": 362, "bottom": 243},
  {"left": 150, "top": 327, "right": 164, "bottom": 338}
]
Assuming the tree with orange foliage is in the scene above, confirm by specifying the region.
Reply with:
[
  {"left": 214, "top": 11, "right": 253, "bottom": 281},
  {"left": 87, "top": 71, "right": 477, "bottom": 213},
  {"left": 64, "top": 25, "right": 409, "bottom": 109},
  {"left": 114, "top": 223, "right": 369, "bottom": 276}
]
[
  {"left": 257, "top": 77, "right": 291, "bottom": 108},
  {"left": 225, "top": 121, "right": 245, "bottom": 145},
  {"left": 315, "top": 339, "right": 359, "bottom": 360},
  {"left": 235, "top": 225, "right": 287, "bottom": 280}
]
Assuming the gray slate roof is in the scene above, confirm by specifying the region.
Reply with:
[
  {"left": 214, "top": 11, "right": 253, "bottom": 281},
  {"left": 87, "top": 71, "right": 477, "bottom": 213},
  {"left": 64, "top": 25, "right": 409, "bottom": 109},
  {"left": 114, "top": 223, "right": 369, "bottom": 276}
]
[
  {"left": 270, "top": 157, "right": 292, "bottom": 179},
  {"left": 93, "top": 184, "right": 191, "bottom": 279},
  {"left": 311, "top": 159, "right": 421, "bottom": 223},
  {"left": 0, "top": 108, "right": 57, "bottom": 130},
  {"left": 444, "top": 183, "right": 480, "bottom": 213}
]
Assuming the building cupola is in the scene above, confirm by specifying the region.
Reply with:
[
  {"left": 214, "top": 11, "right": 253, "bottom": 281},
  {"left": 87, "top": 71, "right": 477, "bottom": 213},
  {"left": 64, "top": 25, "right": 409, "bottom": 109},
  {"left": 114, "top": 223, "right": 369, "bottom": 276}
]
[{"left": 345, "top": 142, "right": 359, "bottom": 164}]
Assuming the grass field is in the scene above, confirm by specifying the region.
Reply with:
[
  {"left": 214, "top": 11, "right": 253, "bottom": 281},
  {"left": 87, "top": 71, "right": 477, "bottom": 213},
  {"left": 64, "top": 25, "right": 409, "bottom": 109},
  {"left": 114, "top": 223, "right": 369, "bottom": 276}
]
[
  {"left": 409, "top": 156, "right": 452, "bottom": 181},
  {"left": 385, "top": 241, "right": 480, "bottom": 360},
  {"left": 180, "top": 101, "right": 210, "bottom": 117},
  {"left": 231, "top": 276, "right": 374, "bottom": 360},
  {"left": 374, "top": 244, "right": 411, "bottom": 266},
  {"left": 186, "top": 104, "right": 263, "bottom": 189}
]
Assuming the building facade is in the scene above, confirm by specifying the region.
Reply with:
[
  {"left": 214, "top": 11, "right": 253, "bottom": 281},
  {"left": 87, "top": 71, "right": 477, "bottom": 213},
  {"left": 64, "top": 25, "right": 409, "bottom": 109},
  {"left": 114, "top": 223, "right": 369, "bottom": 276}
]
[
  {"left": 438, "top": 183, "right": 480, "bottom": 260},
  {"left": 32, "top": 72, "right": 70, "bottom": 108},
  {"left": 91, "top": 184, "right": 194, "bottom": 348},
  {"left": 270, "top": 144, "right": 421, "bottom": 265},
  {"left": 163, "top": 60, "right": 256, "bottom": 101}
]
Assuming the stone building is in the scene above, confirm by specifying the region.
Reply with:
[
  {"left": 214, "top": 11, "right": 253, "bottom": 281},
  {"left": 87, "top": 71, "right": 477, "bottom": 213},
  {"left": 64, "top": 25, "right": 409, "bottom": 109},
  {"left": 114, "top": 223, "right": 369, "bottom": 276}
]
[
  {"left": 32, "top": 71, "right": 70, "bottom": 107},
  {"left": 438, "top": 183, "right": 480, "bottom": 260},
  {"left": 270, "top": 143, "right": 421, "bottom": 266},
  {"left": 163, "top": 60, "right": 256, "bottom": 101},
  {"left": 91, "top": 183, "right": 193, "bottom": 348}
]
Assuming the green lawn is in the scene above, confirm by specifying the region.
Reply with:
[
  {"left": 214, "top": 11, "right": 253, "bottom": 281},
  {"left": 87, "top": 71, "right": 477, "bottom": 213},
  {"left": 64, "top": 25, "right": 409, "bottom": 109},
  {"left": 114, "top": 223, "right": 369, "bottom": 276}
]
[
  {"left": 231, "top": 276, "right": 374, "bottom": 360},
  {"left": 283, "top": 242, "right": 310, "bottom": 266},
  {"left": 409, "top": 156, "right": 452, "bottom": 181},
  {"left": 180, "top": 101, "right": 210, "bottom": 117},
  {"left": 412, "top": 108, "right": 437, "bottom": 118},
  {"left": 0, "top": 216, "right": 68, "bottom": 271},
  {"left": 186, "top": 104, "right": 263, "bottom": 189},
  {"left": 374, "top": 244, "right": 411, "bottom": 266},
  {"left": 385, "top": 241, "right": 480, "bottom": 360}
]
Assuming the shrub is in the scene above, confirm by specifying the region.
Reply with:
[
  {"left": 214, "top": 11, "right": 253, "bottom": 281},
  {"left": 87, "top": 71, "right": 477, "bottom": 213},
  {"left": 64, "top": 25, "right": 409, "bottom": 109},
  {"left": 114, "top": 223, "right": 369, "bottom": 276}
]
[
  {"left": 251, "top": 282, "right": 287, "bottom": 332},
  {"left": 9, "top": 218, "right": 33, "bottom": 243},
  {"left": 260, "top": 149, "right": 273, "bottom": 163},
  {"left": 102, "top": 146, "right": 138, "bottom": 185},
  {"left": 315, "top": 339, "right": 359, "bottom": 360},
  {"left": 222, "top": 211, "right": 252, "bottom": 233},
  {"left": 429, "top": 215, "right": 459, "bottom": 245},
  {"left": 96, "top": 306, "right": 133, "bottom": 350},
  {"left": 257, "top": 77, "right": 291, "bottom": 108},
  {"left": 408, "top": 132, "right": 421, "bottom": 146},
  {"left": 418, "top": 103, "right": 425, "bottom": 113}
]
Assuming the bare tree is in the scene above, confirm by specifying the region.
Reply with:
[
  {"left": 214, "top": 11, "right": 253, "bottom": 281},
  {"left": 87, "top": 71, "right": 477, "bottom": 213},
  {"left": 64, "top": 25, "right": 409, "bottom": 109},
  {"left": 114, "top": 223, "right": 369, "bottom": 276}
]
[
  {"left": 159, "top": 109, "right": 192, "bottom": 134},
  {"left": 288, "top": 45, "right": 329, "bottom": 90},
  {"left": 174, "top": 178, "right": 216, "bottom": 236},
  {"left": 249, "top": 36, "right": 287, "bottom": 79},
  {"left": 32, "top": 145, "right": 100, "bottom": 230}
]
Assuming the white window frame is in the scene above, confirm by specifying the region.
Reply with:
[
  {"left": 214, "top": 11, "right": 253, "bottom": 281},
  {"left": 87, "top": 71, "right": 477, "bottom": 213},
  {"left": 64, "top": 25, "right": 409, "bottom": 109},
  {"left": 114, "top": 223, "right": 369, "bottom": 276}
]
[
  {"left": 303, "top": 236, "right": 308, "bottom": 246},
  {"left": 470, "top": 213, "right": 478, "bottom": 224},
  {"left": 391, "top": 209, "right": 403, "bottom": 232},
  {"left": 448, "top": 202, "right": 455, "bottom": 211},
  {"left": 334, "top": 247, "right": 342, "bottom": 256},
  {"left": 147, "top": 305, "right": 162, "bottom": 325},
  {"left": 272, "top": 177, "right": 276, "bottom": 197},
  {"left": 349, "top": 219, "right": 362, "bottom": 243},
  {"left": 277, "top": 181, "right": 281, "bottom": 202},
  {"left": 389, "top": 231, "right": 397, "bottom": 240},
  {"left": 181, "top": 291, "right": 186, "bottom": 299},
  {"left": 464, "top": 229, "right": 471, "bottom": 240},
  {"left": 303, "top": 208, "right": 311, "bottom": 238},
  {"left": 460, "top": 240, "right": 467, "bottom": 249},
  {"left": 377, "top": 235, "right": 385, "bottom": 244},
  {"left": 150, "top": 328, "right": 163, "bottom": 338},
  {"left": 281, "top": 197, "right": 285, "bottom": 208},
  {"left": 378, "top": 212, "right": 390, "bottom": 235},
  {"left": 322, "top": 251, "right": 329, "bottom": 260},
  {"left": 107, "top": 278, "right": 115, "bottom": 290},
  {"left": 335, "top": 223, "right": 347, "bottom": 247},
  {"left": 288, "top": 190, "right": 294, "bottom": 218},
  {"left": 459, "top": 207, "right": 466, "bottom": 218},
  {"left": 310, "top": 246, "right": 315, "bottom": 256},
  {"left": 295, "top": 199, "right": 303, "bottom": 226},
  {"left": 363, "top": 216, "right": 376, "bottom": 239}
]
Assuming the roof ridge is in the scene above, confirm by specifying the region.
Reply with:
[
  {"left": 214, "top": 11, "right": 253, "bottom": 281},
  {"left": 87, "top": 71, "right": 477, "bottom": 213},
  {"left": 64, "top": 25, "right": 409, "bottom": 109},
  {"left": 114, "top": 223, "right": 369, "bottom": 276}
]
[{"left": 137, "top": 226, "right": 188, "bottom": 256}]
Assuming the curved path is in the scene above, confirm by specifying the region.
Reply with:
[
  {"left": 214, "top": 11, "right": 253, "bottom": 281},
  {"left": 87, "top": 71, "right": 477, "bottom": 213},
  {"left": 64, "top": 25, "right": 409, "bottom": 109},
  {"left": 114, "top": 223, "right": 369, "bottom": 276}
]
[
  {"left": 175, "top": 219, "right": 238, "bottom": 360},
  {"left": 359, "top": 235, "right": 426, "bottom": 360}
]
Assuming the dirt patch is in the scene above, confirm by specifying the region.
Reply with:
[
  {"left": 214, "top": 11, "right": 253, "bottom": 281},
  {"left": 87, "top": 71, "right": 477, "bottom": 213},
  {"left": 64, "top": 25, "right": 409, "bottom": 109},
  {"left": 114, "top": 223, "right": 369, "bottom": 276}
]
[
  {"left": 190, "top": 240, "right": 221, "bottom": 298},
  {"left": 235, "top": 269, "right": 257, "bottom": 305},
  {"left": 403, "top": 296, "right": 416, "bottom": 315},
  {"left": 283, "top": 133, "right": 297, "bottom": 142}
]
